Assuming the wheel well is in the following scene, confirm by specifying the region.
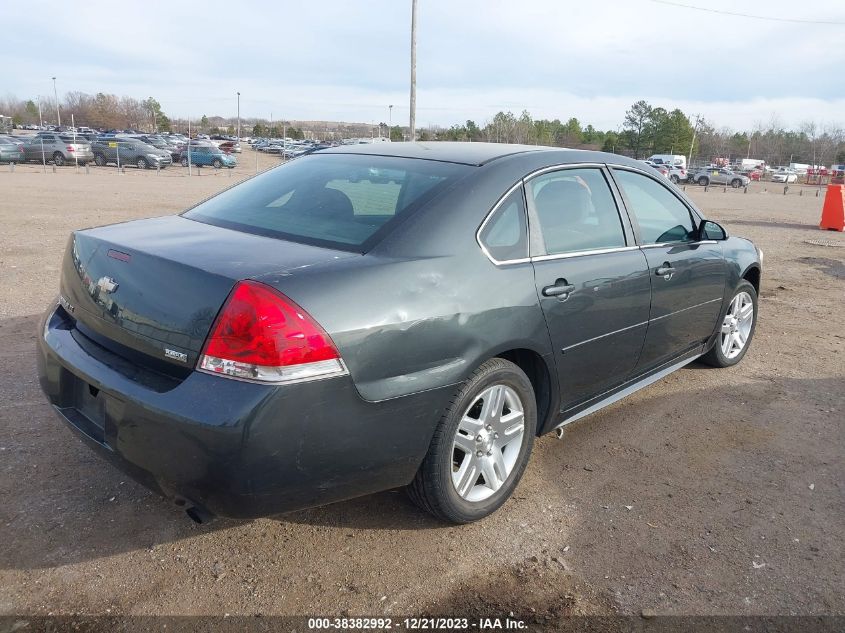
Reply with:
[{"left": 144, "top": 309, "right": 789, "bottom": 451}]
[
  {"left": 496, "top": 349, "right": 553, "bottom": 435},
  {"left": 743, "top": 266, "right": 761, "bottom": 294}
]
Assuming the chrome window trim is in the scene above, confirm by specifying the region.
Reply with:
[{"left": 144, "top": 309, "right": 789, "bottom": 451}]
[
  {"left": 475, "top": 180, "right": 531, "bottom": 266},
  {"left": 523, "top": 163, "right": 631, "bottom": 259},
  {"left": 607, "top": 163, "right": 706, "bottom": 233},
  {"left": 476, "top": 162, "right": 713, "bottom": 266},
  {"left": 531, "top": 245, "right": 639, "bottom": 263},
  {"left": 522, "top": 162, "right": 606, "bottom": 180}
]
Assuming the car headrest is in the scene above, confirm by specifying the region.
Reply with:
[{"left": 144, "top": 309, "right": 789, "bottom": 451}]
[{"left": 534, "top": 180, "right": 593, "bottom": 228}]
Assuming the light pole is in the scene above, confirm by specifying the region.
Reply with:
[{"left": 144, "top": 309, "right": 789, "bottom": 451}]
[
  {"left": 51, "top": 76, "right": 61, "bottom": 127},
  {"left": 236, "top": 91, "right": 241, "bottom": 140},
  {"left": 389, "top": 104, "right": 393, "bottom": 140},
  {"left": 409, "top": 0, "right": 417, "bottom": 142}
]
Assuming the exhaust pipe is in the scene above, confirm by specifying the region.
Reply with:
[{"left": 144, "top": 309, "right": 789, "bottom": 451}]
[{"left": 185, "top": 504, "right": 215, "bottom": 525}]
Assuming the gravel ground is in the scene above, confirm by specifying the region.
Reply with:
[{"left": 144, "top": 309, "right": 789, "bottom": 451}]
[{"left": 0, "top": 155, "right": 842, "bottom": 622}]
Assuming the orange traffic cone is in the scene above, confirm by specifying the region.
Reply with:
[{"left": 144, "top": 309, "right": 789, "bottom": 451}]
[{"left": 819, "top": 184, "right": 845, "bottom": 231}]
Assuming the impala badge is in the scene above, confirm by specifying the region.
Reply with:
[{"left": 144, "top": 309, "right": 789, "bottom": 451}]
[
  {"left": 96, "top": 276, "right": 119, "bottom": 294},
  {"left": 164, "top": 348, "right": 188, "bottom": 363}
]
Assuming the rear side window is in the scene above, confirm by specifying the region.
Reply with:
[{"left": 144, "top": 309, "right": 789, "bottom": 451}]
[
  {"left": 184, "top": 154, "right": 470, "bottom": 251},
  {"left": 612, "top": 169, "right": 696, "bottom": 244},
  {"left": 527, "top": 168, "right": 626, "bottom": 255},
  {"left": 479, "top": 187, "right": 528, "bottom": 262}
]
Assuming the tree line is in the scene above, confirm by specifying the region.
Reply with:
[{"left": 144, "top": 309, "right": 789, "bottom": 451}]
[
  {"left": 2, "top": 91, "right": 843, "bottom": 166},
  {"left": 417, "top": 101, "right": 845, "bottom": 167}
]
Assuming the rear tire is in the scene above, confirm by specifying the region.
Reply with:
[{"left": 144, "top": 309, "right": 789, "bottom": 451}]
[
  {"left": 670, "top": 175, "right": 680, "bottom": 184},
  {"left": 701, "top": 280, "right": 757, "bottom": 368},
  {"left": 698, "top": 176, "right": 709, "bottom": 186},
  {"left": 407, "top": 358, "right": 537, "bottom": 523},
  {"left": 181, "top": 157, "right": 188, "bottom": 167},
  {"left": 94, "top": 153, "right": 106, "bottom": 166}
]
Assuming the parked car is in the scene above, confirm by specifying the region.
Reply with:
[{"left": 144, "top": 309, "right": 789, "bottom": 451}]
[
  {"left": 665, "top": 165, "right": 687, "bottom": 185},
  {"left": 692, "top": 168, "right": 750, "bottom": 188},
  {"left": 92, "top": 138, "right": 172, "bottom": 169},
  {"left": 136, "top": 135, "right": 182, "bottom": 160},
  {"left": 644, "top": 161, "right": 670, "bottom": 179},
  {"left": 36, "top": 143, "right": 761, "bottom": 524},
  {"left": 0, "top": 134, "right": 24, "bottom": 147},
  {"left": 220, "top": 141, "right": 241, "bottom": 154},
  {"left": 771, "top": 169, "right": 798, "bottom": 183},
  {"left": 180, "top": 145, "right": 237, "bottom": 168},
  {"left": 0, "top": 138, "right": 25, "bottom": 163},
  {"left": 21, "top": 133, "right": 94, "bottom": 166}
]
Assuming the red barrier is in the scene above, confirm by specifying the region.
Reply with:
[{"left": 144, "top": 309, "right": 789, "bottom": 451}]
[{"left": 819, "top": 184, "right": 845, "bottom": 232}]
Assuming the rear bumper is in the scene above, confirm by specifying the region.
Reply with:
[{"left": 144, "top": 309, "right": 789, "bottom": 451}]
[
  {"left": 68, "top": 151, "right": 94, "bottom": 162},
  {"left": 37, "top": 303, "right": 449, "bottom": 519}
]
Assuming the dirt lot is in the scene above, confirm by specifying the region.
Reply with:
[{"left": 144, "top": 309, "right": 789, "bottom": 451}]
[{"left": 0, "top": 154, "right": 843, "bottom": 623}]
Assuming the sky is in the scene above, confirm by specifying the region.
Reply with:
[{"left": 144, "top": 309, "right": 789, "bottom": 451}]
[{"left": 6, "top": 0, "right": 845, "bottom": 131}]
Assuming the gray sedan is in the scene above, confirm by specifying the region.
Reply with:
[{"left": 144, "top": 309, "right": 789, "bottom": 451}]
[{"left": 37, "top": 143, "right": 762, "bottom": 524}]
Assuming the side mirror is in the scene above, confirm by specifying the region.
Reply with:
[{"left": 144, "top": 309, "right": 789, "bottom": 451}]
[{"left": 699, "top": 220, "right": 728, "bottom": 241}]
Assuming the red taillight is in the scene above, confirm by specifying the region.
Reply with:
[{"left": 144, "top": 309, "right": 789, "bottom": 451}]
[
  {"left": 198, "top": 280, "right": 346, "bottom": 383},
  {"left": 67, "top": 146, "right": 75, "bottom": 152}
]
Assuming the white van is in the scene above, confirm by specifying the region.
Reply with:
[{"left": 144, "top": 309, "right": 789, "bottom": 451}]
[{"left": 647, "top": 154, "right": 687, "bottom": 169}]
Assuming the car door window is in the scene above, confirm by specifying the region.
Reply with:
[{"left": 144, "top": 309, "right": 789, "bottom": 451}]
[
  {"left": 479, "top": 187, "right": 528, "bottom": 262},
  {"left": 527, "top": 168, "right": 626, "bottom": 255},
  {"left": 613, "top": 169, "right": 696, "bottom": 244}
]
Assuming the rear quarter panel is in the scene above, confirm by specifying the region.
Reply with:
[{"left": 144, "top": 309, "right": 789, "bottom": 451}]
[{"left": 253, "top": 156, "right": 557, "bottom": 403}]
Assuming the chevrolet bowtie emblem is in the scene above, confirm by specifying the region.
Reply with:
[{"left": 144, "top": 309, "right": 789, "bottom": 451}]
[{"left": 96, "top": 276, "right": 119, "bottom": 294}]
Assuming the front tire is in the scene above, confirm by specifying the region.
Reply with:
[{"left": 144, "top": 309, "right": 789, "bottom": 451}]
[
  {"left": 136, "top": 157, "right": 148, "bottom": 169},
  {"left": 407, "top": 358, "right": 537, "bottom": 523},
  {"left": 731, "top": 179, "right": 742, "bottom": 188},
  {"left": 53, "top": 152, "right": 65, "bottom": 166},
  {"left": 181, "top": 157, "right": 188, "bottom": 167},
  {"left": 701, "top": 280, "right": 757, "bottom": 368},
  {"left": 94, "top": 153, "right": 106, "bottom": 166},
  {"left": 698, "top": 176, "right": 709, "bottom": 186},
  {"left": 212, "top": 159, "right": 223, "bottom": 169},
  {"left": 670, "top": 175, "right": 680, "bottom": 184}
]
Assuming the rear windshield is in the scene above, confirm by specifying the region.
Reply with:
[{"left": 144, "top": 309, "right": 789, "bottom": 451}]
[{"left": 184, "top": 154, "right": 471, "bottom": 251}]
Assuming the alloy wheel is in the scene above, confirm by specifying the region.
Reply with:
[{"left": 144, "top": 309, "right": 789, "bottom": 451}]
[
  {"left": 720, "top": 291, "right": 754, "bottom": 359},
  {"left": 451, "top": 384, "right": 525, "bottom": 502}
]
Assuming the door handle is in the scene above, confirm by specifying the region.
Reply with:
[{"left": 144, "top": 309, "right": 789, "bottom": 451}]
[
  {"left": 542, "top": 279, "right": 576, "bottom": 299},
  {"left": 655, "top": 262, "right": 676, "bottom": 279}
]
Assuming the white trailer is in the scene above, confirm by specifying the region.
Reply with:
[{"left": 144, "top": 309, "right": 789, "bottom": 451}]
[
  {"left": 648, "top": 154, "right": 687, "bottom": 169},
  {"left": 739, "top": 158, "right": 765, "bottom": 171}
]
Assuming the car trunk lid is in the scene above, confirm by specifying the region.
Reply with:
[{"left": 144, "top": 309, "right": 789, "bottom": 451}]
[{"left": 60, "top": 215, "right": 356, "bottom": 372}]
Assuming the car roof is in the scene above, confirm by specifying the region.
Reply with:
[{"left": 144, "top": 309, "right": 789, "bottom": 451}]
[{"left": 319, "top": 141, "right": 559, "bottom": 166}]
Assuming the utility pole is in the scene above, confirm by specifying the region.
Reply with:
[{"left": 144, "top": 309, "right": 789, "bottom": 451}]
[
  {"left": 409, "top": 0, "right": 417, "bottom": 142},
  {"left": 52, "top": 77, "right": 61, "bottom": 127},
  {"left": 389, "top": 104, "right": 393, "bottom": 140},
  {"left": 687, "top": 114, "right": 701, "bottom": 169},
  {"left": 236, "top": 91, "right": 241, "bottom": 140}
]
